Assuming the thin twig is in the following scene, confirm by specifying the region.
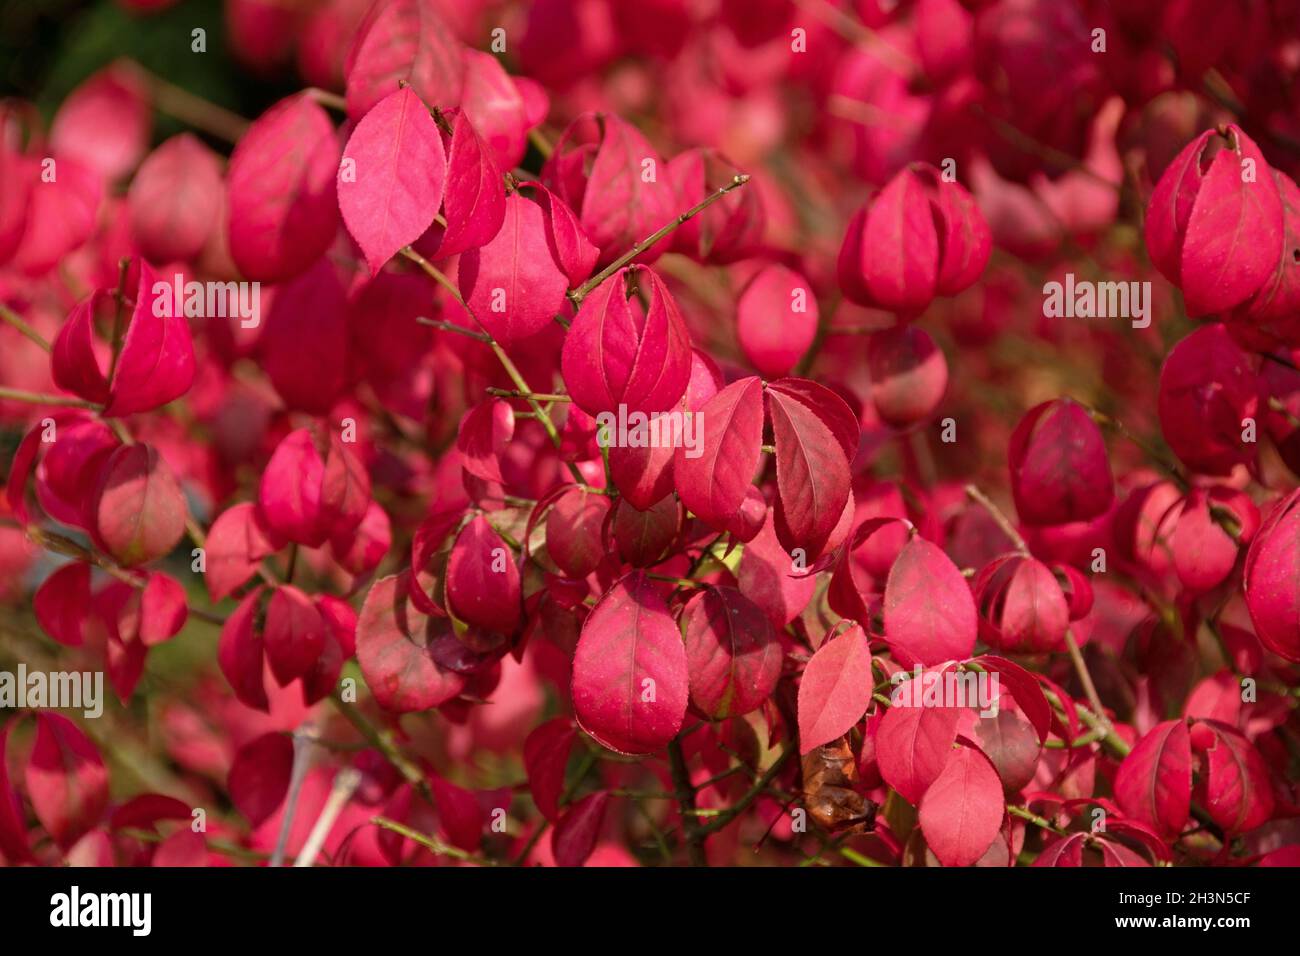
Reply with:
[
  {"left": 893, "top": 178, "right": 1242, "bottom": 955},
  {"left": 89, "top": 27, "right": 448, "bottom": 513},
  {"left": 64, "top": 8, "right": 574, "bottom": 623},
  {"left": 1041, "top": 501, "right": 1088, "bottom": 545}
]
[
  {"left": 134, "top": 63, "right": 250, "bottom": 143},
  {"left": 964, "top": 484, "right": 1029, "bottom": 555},
  {"left": 294, "top": 767, "right": 362, "bottom": 867},
  {"left": 271, "top": 723, "right": 318, "bottom": 866},
  {"left": 0, "top": 387, "right": 99, "bottom": 409},
  {"left": 695, "top": 745, "right": 793, "bottom": 838},
  {"left": 567, "top": 174, "right": 751, "bottom": 306},
  {"left": 371, "top": 816, "right": 495, "bottom": 865},
  {"left": 668, "top": 739, "right": 707, "bottom": 866},
  {"left": 1063, "top": 630, "right": 1110, "bottom": 737},
  {"left": 487, "top": 387, "right": 571, "bottom": 403},
  {"left": 0, "top": 303, "right": 51, "bottom": 352},
  {"left": 402, "top": 247, "right": 590, "bottom": 487}
]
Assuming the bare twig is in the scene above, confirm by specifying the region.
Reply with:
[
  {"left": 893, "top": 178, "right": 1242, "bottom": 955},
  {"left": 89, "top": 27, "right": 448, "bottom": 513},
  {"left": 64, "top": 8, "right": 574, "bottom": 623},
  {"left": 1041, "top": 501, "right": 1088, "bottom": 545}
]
[{"left": 567, "top": 174, "right": 751, "bottom": 306}]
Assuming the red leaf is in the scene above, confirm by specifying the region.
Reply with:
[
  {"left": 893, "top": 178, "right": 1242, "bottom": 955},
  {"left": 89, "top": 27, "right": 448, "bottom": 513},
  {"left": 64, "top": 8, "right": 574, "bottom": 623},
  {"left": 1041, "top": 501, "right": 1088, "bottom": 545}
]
[
  {"left": 1244, "top": 489, "right": 1300, "bottom": 662},
  {"left": 876, "top": 669, "right": 961, "bottom": 803},
  {"left": 611, "top": 495, "right": 681, "bottom": 568},
  {"left": 330, "top": 500, "right": 393, "bottom": 579},
  {"left": 264, "top": 585, "right": 326, "bottom": 686},
  {"left": 1153, "top": 125, "right": 1283, "bottom": 316},
  {"left": 258, "top": 428, "right": 370, "bottom": 548},
  {"left": 4, "top": 419, "right": 45, "bottom": 526},
  {"left": 918, "top": 744, "right": 1004, "bottom": 867},
  {"left": 344, "top": 0, "right": 465, "bottom": 120},
  {"left": 338, "top": 86, "right": 447, "bottom": 275},
  {"left": 228, "top": 93, "right": 340, "bottom": 282},
  {"left": 766, "top": 380, "right": 853, "bottom": 560},
  {"left": 137, "top": 572, "right": 188, "bottom": 646},
  {"left": 103, "top": 262, "right": 196, "bottom": 418},
  {"left": 737, "top": 508, "right": 819, "bottom": 628},
  {"left": 673, "top": 376, "right": 764, "bottom": 531},
  {"left": 217, "top": 588, "right": 269, "bottom": 712},
  {"left": 1113, "top": 719, "right": 1191, "bottom": 838},
  {"left": 797, "top": 623, "right": 873, "bottom": 754},
  {"left": 973, "top": 555, "right": 1068, "bottom": 654},
  {"left": 258, "top": 257, "right": 350, "bottom": 414},
  {"left": 546, "top": 486, "right": 611, "bottom": 580},
  {"left": 551, "top": 790, "right": 610, "bottom": 867},
  {"left": 1158, "top": 323, "right": 1260, "bottom": 475},
  {"left": 458, "top": 191, "right": 571, "bottom": 344},
  {"left": 437, "top": 110, "right": 506, "bottom": 257},
  {"left": 25, "top": 713, "right": 109, "bottom": 850},
  {"left": 883, "top": 536, "right": 977, "bottom": 667},
  {"left": 1009, "top": 398, "right": 1113, "bottom": 526},
  {"left": 682, "top": 586, "right": 782, "bottom": 719},
  {"left": 48, "top": 62, "right": 151, "bottom": 182},
  {"left": 93, "top": 443, "right": 188, "bottom": 568},
  {"left": 205, "top": 502, "right": 285, "bottom": 602},
  {"left": 736, "top": 265, "right": 818, "bottom": 378},
  {"left": 460, "top": 50, "right": 538, "bottom": 172},
  {"left": 445, "top": 515, "right": 521, "bottom": 634},
  {"left": 127, "top": 133, "right": 223, "bottom": 263},
  {"left": 34, "top": 562, "right": 92, "bottom": 646},
  {"left": 531, "top": 182, "right": 598, "bottom": 285},
  {"left": 1033, "top": 831, "right": 1087, "bottom": 867},
  {"left": 9, "top": 154, "right": 102, "bottom": 275},
  {"left": 429, "top": 775, "right": 485, "bottom": 851},
  {"left": 561, "top": 266, "right": 693, "bottom": 416},
  {"left": 571, "top": 571, "right": 689, "bottom": 755},
  {"left": 356, "top": 572, "right": 466, "bottom": 712},
  {"left": 228, "top": 731, "right": 293, "bottom": 827},
  {"left": 524, "top": 718, "right": 577, "bottom": 822},
  {"left": 969, "top": 655, "right": 1052, "bottom": 744},
  {"left": 51, "top": 292, "right": 111, "bottom": 405},
  {"left": 867, "top": 325, "right": 948, "bottom": 429},
  {"left": 838, "top": 166, "right": 938, "bottom": 312},
  {"left": 543, "top": 113, "right": 677, "bottom": 265},
  {"left": 765, "top": 377, "right": 860, "bottom": 464},
  {"left": 608, "top": 442, "right": 675, "bottom": 511},
  {"left": 109, "top": 793, "right": 193, "bottom": 832},
  {"left": 0, "top": 724, "right": 34, "bottom": 864},
  {"left": 152, "top": 828, "right": 207, "bottom": 867},
  {"left": 303, "top": 595, "right": 357, "bottom": 706},
  {"left": 1193, "top": 719, "right": 1274, "bottom": 835}
]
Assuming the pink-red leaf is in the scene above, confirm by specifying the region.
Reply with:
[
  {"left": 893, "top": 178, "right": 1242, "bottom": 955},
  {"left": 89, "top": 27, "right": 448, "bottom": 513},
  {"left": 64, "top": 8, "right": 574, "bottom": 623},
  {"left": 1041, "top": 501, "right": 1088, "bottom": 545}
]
[
  {"left": 673, "top": 376, "right": 764, "bottom": 531},
  {"left": 93, "top": 443, "right": 187, "bottom": 568},
  {"left": 918, "top": 744, "right": 1004, "bottom": 867},
  {"left": 797, "top": 624, "right": 873, "bottom": 754},
  {"left": 338, "top": 86, "right": 447, "bottom": 275},
  {"left": 228, "top": 731, "right": 292, "bottom": 827},
  {"left": 356, "top": 572, "right": 466, "bottom": 712},
  {"left": 682, "top": 586, "right": 782, "bottom": 720},
  {"left": 883, "top": 536, "right": 977, "bottom": 667},
  {"left": 524, "top": 718, "right": 576, "bottom": 822},
  {"left": 571, "top": 571, "right": 689, "bottom": 755},
  {"left": 228, "top": 93, "right": 340, "bottom": 282},
  {"left": 766, "top": 380, "right": 852, "bottom": 560},
  {"left": 25, "top": 713, "right": 109, "bottom": 850},
  {"left": 103, "top": 262, "right": 196, "bottom": 417},
  {"left": 1113, "top": 719, "right": 1191, "bottom": 838},
  {"left": 551, "top": 790, "right": 610, "bottom": 867}
]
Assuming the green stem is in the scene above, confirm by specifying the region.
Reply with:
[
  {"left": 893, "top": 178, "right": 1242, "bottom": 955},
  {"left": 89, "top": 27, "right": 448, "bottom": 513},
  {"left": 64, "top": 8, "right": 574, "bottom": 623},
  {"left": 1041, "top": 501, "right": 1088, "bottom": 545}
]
[
  {"left": 0, "top": 303, "right": 51, "bottom": 351},
  {"left": 371, "top": 816, "right": 494, "bottom": 865},
  {"left": 667, "top": 738, "right": 707, "bottom": 866},
  {"left": 0, "top": 387, "right": 99, "bottom": 409},
  {"left": 695, "top": 745, "right": 793, "bottom": 838}
]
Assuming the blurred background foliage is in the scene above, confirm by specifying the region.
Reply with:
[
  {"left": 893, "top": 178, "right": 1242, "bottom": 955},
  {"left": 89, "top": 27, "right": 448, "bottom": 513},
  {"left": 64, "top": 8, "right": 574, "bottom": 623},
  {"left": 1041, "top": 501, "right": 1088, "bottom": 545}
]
[{"left": 0, "top": 0, "right": 300, "bottom": 137}]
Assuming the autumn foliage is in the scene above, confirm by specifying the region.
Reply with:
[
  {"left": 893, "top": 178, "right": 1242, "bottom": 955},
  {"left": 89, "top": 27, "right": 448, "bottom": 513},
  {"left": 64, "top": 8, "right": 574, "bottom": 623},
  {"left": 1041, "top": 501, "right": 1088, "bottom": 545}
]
[{"left": 1, "top": 0, "right": 1300, "bottom": 869}]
